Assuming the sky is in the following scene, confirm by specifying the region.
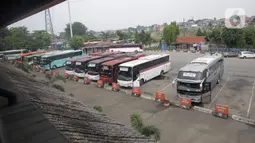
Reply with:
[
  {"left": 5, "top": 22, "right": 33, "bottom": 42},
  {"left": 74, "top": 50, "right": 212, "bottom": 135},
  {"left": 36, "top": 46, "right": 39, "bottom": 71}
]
[{"left": 9, "top": 0, "right": 255, "bottom": 34}]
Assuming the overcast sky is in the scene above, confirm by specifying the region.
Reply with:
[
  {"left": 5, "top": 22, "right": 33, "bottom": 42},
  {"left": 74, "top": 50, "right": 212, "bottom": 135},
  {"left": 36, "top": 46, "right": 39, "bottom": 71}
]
[{"left": 9, "top": 0, "right": 255, "bottom": 34}]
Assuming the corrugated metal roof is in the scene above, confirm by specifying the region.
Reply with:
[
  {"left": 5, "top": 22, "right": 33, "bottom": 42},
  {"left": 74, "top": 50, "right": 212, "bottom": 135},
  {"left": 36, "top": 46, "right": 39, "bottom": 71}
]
[{"left": 102, "top": 57, "right": 134, "bottom": 66}]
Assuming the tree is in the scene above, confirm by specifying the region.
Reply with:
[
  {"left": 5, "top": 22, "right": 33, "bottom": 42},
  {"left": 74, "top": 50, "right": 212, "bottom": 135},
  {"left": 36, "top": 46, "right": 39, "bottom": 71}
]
[
  {"left": 69, "top": 36, "right": 84, "bottom": 50},
  {"left": 134, "top": 30, "right": 140, "bottom": 44},
  {"left": 31, "top": 30, "right": 51, "bottom": 50},
  {"left": 116, "top": 30, "right": 126, "bottom": 40},
  {"left": 162, "top": 21, "right": 179, "bottom": 45},
  {"left": 196, "top": 28, "right": 203, "bottom": 36},
  {"left": 252, "top": 33, "right": 255, "bottom": 48},
  {"left": 65, "top": 22, "right": 88, "bottom": 39},
  {"left": 236, "top": 31, "right": 246, "bottom": 48},
  {"left": 221, "top": 28, "right": 237, "bottom": 47}
]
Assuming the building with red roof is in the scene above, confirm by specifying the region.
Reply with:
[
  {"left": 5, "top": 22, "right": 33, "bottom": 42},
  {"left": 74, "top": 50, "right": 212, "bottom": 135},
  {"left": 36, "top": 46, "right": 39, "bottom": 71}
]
[{"left": 172, "top": 36, "right": 207, "bottom": 51}]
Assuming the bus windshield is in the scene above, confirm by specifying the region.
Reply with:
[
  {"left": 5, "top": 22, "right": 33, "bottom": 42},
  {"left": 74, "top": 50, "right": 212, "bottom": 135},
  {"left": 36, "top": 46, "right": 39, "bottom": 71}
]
[
  {"left": 101, "top": 65, "right": 112, "bottom": 78},
  {"left": 40, "top": 57, "right": 50, "bottom": 65},
  {"left": 74, "top": 62, "right": 86, "bottom": 73},
  {"left": 87, "top": 63, "right": 99, "bottom": 75},
  {"left": 177, "top": 71, "right": 203, "bottom": 80},
  {"left": 118, "top": 66, "right": 132, "bottom": 81}
]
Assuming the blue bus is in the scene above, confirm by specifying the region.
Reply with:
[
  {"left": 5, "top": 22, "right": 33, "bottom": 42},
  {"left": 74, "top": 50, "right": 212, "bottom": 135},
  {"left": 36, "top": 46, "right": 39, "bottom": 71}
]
[{"left": 40, "top": 50, "right": 84, "bottom": 70}]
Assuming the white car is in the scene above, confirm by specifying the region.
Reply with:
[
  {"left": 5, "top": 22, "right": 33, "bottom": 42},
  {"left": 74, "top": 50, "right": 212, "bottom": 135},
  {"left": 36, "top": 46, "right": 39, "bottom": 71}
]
[{"left": 238, "top": 51, "right": 255, "bottom": 59}]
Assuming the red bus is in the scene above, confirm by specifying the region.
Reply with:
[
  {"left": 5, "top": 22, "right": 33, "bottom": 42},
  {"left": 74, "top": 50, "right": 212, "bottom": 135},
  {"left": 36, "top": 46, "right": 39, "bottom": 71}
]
[
  {"left": 73, "top": 56, "right": 104, "bottom": 79},
  {"left": 100, "top": 53, "right": 146, "bottom": 84},
  {"left": 86, "top": 53, "right": 127, "bottom": 81}
]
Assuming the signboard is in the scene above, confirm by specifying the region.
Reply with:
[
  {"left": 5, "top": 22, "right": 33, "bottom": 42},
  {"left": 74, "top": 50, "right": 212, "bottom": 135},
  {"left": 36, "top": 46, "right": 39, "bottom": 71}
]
[
  {"left": 180, "top": 97, "right": 192, "bottom": 109},
  {"left": 120, "top": 67, "right": 128, "bottom": 71},
  {"left": 112, "top": 82, "right": 120, "bottom": 92},
  {"left": 183, "top": 72, "right": 196, "bottom": 77},
  {"left": 103, "top": 66, "right": 109, "bottom": 70},
  {"left": 76, "top": 62, "right": 81, "bottom": 65},
  {"left": 155, "top": 92, "right": 165, "bottom": 104},
  {"left": 213, "top": 104, "right": 229, "bottom": 119},
  {"left": 88, "top": 63, "right": 96, "bottom": 67},
  {"left": 132, "top": 87, "right": 141, "bottom": 97}
]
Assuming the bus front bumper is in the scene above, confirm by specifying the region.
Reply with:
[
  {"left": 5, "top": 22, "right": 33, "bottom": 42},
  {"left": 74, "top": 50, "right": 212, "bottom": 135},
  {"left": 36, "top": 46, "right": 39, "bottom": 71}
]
[
  {"left": 177, "top": 93, "right": 202, "bottom": 103},
  {"left": 65, "top": 70, "right": 75, "bottom": 76},
  {"left": 86, "top": 74, "right": 100, "bottom": 81},
  {"left": 117, "top": 80, "right": 133, "bottom": 87},
  {"left": 75, "top": 72, "right": 86, "bottom": 78}
]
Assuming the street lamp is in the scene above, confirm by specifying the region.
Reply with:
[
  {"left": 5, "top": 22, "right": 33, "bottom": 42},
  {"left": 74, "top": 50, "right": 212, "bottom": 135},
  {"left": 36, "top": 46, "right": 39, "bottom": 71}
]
[{"left": 67, "top": 0, "right": 73, "bottom": 38}]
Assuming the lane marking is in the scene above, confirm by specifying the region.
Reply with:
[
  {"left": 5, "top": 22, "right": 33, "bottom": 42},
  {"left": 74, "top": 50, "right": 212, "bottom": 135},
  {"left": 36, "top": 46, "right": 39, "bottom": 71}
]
[
  {"left": 247, "top": 80, "right": 255, "bottom": 117},
  {"left": 160, "top": 82, "right": 174, "bottom": 92},
  {"left": 208, "top": 76, "right": 231, "bottom": 108}
]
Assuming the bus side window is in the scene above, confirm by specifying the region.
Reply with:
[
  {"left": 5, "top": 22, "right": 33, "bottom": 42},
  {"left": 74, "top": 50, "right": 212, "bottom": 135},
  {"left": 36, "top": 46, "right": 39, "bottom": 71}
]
[
  {"left": 133, "top": 66, "right": 139, "bottom": 81},
  {"left": 203, "top": 69, "right": 208, "bottom": 78}
]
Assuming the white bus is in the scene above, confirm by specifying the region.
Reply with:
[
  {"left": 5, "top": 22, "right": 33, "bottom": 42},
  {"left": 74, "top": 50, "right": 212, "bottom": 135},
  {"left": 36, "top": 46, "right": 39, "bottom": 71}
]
[
  {"left": 117, "top": 54, "right": 171, "bottom": 87},
  {"left": 108, "top": 44, "right": 143, "bottom": 53},
  {"left": 174, "top": 54, "right": 224, "bottom": 103}
]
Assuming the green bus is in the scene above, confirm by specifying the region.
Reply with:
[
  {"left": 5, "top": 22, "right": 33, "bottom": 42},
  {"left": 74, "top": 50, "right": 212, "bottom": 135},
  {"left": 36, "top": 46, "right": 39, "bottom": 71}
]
[{"left": 40, "top": 50, "right": 84, "bottom": 70}]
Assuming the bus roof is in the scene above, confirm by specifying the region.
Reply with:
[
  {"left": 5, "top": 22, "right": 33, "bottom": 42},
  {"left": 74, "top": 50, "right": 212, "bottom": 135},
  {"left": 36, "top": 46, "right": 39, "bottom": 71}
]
[
  {"left": 76, "top": 56, "right": 102, "bottom": 62},
  {"left": 190, "top": 54, "right": 223, "bottom": 65},
  {"left": 89, "top": 57, "right": 116, "bottom": 64},
  {"left": 179, "top": 64, "right": 208, "bottom": 72},
  {"left": 67, "top": 56, "right": 87, "bottom": 62},
  {"left": 119, "top": 54, "right": 169, "bottom": 67},
  {"left": 42, "top": 50, "right": 81, "bottom": 58},
  {"left": 138, "top": 54, "right": 169, "bottom": 60},
  {"left": 25, "top": 53, "right": 45, "bottom": 58},
  {"left": 180, "top": 54, "right": 223, "bottom": 72},
  {"left": 102, "top": 57, "right": 134, "bottom": 66}
]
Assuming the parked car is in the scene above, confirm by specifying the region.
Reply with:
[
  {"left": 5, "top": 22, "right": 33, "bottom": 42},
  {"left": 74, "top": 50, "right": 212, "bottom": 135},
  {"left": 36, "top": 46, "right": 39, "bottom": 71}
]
[
  {"left": 238, "top": 51, "right": 255, "bottom": 59},
  {"left": 223, "top": 52, "right": 238, "bottom": 57}
]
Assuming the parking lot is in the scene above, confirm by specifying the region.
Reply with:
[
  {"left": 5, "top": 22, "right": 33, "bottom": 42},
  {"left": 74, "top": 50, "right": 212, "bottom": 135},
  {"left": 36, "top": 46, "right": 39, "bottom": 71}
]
[
  {"left": 33, "top": 51, "right": 255, "bottom": 143},
  {"left": 50, "top": 51, "right": 255, "bottom": 118},
  {"left": 142, "top": 51, "right": 255, "bottom": 118}
]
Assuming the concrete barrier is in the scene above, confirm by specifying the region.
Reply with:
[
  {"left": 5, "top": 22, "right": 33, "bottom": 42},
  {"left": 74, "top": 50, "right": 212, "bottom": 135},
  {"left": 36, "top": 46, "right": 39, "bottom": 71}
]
[
  {"left": 193, "top": 106, "right": 213, "bottom": 114},
  {"left": 232, "top": 115, "right": 255, "bottom": 126}
]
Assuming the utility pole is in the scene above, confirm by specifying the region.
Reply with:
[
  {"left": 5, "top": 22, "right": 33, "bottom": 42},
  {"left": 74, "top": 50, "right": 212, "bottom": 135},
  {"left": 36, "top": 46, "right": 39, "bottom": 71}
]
[{"left": 67, "top": 0, "right": 73, "bottom": 38}]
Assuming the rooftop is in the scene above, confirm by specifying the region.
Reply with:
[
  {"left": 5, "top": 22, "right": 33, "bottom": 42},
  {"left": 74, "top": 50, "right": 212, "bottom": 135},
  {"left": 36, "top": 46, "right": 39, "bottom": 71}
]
[
  {"left": 176, "top": 36, "right": 206, "bottom": 44},
  {"left": 89, "top": 57, "right": 116, "bottom": 64},
  {"left": 67, "top": 56, "right": 88, "bottom": 62},
  {"left": 102, "top": 57, "right": 133, "bottom": 66},
  {"left": 76, "top": 56, "right": 102, "bottom": 62},
  {"left": 0, "top": 62, "right": 155, "bottom": 143}
]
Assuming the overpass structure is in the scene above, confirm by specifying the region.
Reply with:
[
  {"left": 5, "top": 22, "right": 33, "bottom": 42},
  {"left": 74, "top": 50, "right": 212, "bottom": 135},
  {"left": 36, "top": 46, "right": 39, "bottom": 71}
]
[{"left": 0, "top": 0, "right": 65, "bottom": 28}]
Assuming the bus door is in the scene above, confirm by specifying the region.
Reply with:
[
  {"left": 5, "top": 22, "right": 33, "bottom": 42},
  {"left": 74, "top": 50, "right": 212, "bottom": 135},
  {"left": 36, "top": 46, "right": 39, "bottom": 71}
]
[{"left": 113, "top": 65, "right": 118, "bottom": 83}]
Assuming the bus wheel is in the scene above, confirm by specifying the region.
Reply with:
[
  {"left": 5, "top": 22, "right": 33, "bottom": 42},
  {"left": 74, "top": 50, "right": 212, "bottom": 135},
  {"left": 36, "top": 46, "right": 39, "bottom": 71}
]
[
  {"left": 140, "top": 79, "right": 144, "bottom": 86},
  {"left": 135, "top": 50, "right": 138, "bottom": 53},
  {"left": 53, "top": 65, "right": 57, "bottom": 69},
  {"left": 160, "top": 70, "right": 164, "bottom": 77}
]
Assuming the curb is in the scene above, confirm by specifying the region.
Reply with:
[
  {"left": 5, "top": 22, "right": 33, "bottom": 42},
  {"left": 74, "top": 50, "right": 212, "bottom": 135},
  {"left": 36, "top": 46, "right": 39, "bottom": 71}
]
[
  {"left": 193, "top": 106, "right": 213, "bottom": 114},
  {"left": 232, "top": 115, "right": 255, "bottom": 126}
]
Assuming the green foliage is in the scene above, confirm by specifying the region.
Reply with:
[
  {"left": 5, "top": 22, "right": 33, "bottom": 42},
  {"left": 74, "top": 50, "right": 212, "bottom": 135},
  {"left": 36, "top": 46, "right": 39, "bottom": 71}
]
[
  {"left": 130, "top": 112, "right": 160, "bottom": 141},
  {"left": 93, "top": 106, "right": 103, "bottom": 112},
  {"left": 69, "top": 36, "right": 84, "bottom": 50},
  {"left": 196, "top": 28, "right": 205, "bottom": 36},
  {"left": 16, "top": 61, "right": 32, "bottom": 73},
  {"left": 134, "top": 30, "right": 152, "bottom": 45},
  {"left": 116, "top": 30, "right": 126, "bottom": 40},
  {"left": 130, "top": 112, "right": 144, "bottom": 132},
  {"left": 0, "top": 27, "right": 51, "bottom": 51},
  {"left": 141, "top": 125, "right": 161, "bottom": 141},
  {"left": 65, "top": 22, "right": 88, "bottom": 39},
  {"left": 163, "top": 21, "right": 179, "bottom": 45},
  {"left": 236, "top": 32, "right": 246, "bottom": 48}
]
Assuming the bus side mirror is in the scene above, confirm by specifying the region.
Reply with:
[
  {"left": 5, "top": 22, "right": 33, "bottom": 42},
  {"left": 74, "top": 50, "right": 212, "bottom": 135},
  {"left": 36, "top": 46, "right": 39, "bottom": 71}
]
[{"left": 203, "top": 82, "right": 211, "bottom": 92}]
